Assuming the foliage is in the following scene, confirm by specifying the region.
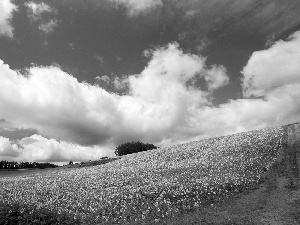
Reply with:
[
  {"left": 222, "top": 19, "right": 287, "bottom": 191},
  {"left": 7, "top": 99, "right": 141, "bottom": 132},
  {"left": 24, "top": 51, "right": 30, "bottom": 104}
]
[
  {"left": 115, "top": 141, "right": 157, "bottom": 156},
  {"left": 66, "top": 157, "right": 120, "bottom": 168},
  {"left": 0, "top": 202, "right": 81, "bottom": 225},
  {"left": 0, "top": 161, "right": 58, "bottom": 169}
]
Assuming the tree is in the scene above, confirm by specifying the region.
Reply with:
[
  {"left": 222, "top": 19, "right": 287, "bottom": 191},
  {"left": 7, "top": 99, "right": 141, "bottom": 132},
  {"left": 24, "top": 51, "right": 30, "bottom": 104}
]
[
  {"left": 115, "top": 141, "right": 157, "bottom": 156},
  {"left": 69, "top": 161, "right": 73, "bottom": 165}
]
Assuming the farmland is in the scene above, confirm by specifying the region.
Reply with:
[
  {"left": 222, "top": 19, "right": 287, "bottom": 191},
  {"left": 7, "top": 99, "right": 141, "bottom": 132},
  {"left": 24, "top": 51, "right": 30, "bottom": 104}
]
[{"left": 0, "top": 125, "right": 297, "bottom": 224}]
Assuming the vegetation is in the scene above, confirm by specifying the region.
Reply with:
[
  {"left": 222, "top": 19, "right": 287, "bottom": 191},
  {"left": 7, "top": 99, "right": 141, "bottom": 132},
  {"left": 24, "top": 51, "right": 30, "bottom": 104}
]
[
  {"left": 65, "top": 157, "right": 120, "bottom": 168},
  {"left": 115, "top": 141, "right": 157, "bottom": 156},
  {"left": 0, "top": 161, "right": 58, "bottom": 169},
  {"left": 0, "top": 202, "right": 81, "bottom": 225},
  {"left": 0, "top": 126, "right": 285, "bottom": 224}
]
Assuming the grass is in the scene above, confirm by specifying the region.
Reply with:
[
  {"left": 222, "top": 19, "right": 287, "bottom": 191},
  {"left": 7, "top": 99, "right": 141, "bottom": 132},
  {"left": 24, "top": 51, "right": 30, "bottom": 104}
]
[{"left": 0, "top": 126, "right": 286, "bottom": 224}]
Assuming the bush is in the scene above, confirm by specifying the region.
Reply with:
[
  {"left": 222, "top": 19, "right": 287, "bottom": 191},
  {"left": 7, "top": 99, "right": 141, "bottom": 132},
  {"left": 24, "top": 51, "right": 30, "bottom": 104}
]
[{"left": 115, "top": 141, "right": 157, "bottom": 156}]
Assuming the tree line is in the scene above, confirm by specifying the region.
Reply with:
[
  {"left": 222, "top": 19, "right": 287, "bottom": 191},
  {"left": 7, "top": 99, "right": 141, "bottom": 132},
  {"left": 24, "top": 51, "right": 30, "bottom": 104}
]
[{"left": 0, "top": 161, "right": 58, "bottom": 169}]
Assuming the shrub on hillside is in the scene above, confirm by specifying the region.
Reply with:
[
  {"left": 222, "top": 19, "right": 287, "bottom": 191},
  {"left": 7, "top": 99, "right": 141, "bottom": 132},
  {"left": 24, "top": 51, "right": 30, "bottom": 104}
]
[{"left": 115, "top": 141, "right": 157, "bottom": 156}]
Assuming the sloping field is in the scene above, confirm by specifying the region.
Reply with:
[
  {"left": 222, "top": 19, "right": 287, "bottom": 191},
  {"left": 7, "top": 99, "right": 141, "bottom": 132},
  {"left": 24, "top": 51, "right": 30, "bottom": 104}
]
[{"left": 0, "top": 125, "right": 296, "bottom": 224}]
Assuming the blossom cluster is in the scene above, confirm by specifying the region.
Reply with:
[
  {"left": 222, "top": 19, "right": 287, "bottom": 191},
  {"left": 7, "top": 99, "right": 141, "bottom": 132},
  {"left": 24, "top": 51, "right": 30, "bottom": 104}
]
[{"left": 0, "top": 126, "right": 285, "bottom": 224}]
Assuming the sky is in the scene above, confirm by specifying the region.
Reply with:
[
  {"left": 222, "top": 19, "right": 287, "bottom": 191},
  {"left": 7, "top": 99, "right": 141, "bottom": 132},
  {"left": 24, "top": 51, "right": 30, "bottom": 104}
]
[{"left": 0, "top": 0, "right": 300, "bottom": 162}]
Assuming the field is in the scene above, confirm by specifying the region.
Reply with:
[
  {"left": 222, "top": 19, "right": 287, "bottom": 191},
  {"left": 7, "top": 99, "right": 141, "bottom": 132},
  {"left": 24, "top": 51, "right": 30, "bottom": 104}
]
[
  {"left": 0, "top": 168, "right": 67, "bottom": 178},
  {"left": 0, "top": 125, "right": 296, "bottom": 224}
]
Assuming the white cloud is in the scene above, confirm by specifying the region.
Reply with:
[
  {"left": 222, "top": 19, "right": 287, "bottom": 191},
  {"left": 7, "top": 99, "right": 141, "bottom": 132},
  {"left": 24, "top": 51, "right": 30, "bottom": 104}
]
[
  {"left": 113, "top": 76, "right": 129, "bottom": 91},
  {"left": 128, "top": 43, "right": 207, "bottom": 103},
  {"left": 1, "top": 33, "right": 300, "bottom": 161},
  {"left": 96, "top": 75, "right": 111, "bottom": 85},
  {"left": 0, "top": 61, "right": 119, "bottom": 147},
  {"left": 0, "top": 0, "right": 16, "bottom": 37},
  {"left": 0, "top": 135, "right": 111, "bottom": 162},
  {"left": 0, "top": 136, "right": 20, "bottom": 158},
  {"left": 204, "top": 65, "right": 229, "bottom": 91},
  {"left": 25, "top": 2, "right": 54, "bottom": 22},
  {"left": 95, "top": 74, "right": 129, "bottom": 92},
  {"left": 0, "top": 43, "right": 223, "bottom": 156},
  {"left": 112, "top": 0, "right": 162, "bottom": 16},
  {"left": 242, "top": 31, "right": 300, "bottom": 97},
  {"left": 25, "top": 2, "right": 58, "bottom": 35}
]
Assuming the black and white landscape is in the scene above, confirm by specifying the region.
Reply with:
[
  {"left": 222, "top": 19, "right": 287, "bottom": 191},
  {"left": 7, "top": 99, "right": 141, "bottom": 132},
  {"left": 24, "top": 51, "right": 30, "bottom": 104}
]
[{"left": 0, "top": 1, "right": 300, "bottom": 224}]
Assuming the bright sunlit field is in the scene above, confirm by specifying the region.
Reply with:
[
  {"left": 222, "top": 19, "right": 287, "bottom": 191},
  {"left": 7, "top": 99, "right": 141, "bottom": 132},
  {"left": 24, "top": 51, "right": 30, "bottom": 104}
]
[{"left": 0, "top": 126, "right": 285, "bottom": 224}]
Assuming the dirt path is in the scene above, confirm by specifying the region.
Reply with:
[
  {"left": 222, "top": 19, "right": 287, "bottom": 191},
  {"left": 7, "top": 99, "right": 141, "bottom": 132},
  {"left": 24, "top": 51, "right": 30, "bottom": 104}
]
[
  {"left": 221, "top": 123, "right": 300, "bottom": 225},
  {"left": 156, "top": 123, "right": 300, "bottom": 225},
  {"left": 218, "top": 123, "right": 300, "bottom": 225},
  {"left": 257, "top": 123, "right": 300, "bottom": 225}
]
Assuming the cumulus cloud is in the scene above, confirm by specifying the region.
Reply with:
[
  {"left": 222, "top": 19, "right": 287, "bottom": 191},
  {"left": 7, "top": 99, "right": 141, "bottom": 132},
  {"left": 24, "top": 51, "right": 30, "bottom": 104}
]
[
  {"left": 0, "top": 61, "right": 119, "bottom": 146},
  {"left": 0, "top": 0, "right": 16, "bottom": 37},
  {"left": 1, "top": 33, "right": 300, "bottom": 161},
  {"left": 0, "top": 43, "right": 227, "bottom": 156},
  {"left": 0, "top": 136, "right": 20, "bottom": 158},
  {"left": 0, "top": 135, "right": 111, "bottom": 162},
  {"left": 242, "top": 31, "right": 300, "bottom": 97}
]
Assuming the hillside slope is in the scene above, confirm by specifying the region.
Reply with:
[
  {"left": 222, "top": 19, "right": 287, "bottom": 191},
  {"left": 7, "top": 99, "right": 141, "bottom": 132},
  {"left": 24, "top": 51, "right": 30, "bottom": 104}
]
[
  {"left": 159, "top": 122, "right": 300, "bottom": 225},
  {"left": 0, "top": 124, "right": 299, "bottom": 224}
]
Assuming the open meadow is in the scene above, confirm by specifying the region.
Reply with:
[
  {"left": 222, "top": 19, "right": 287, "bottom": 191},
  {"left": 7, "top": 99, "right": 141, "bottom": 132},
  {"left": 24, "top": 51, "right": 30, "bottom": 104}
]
[{"left": 0, "top": 125, "right": 291, "bottom": 224}]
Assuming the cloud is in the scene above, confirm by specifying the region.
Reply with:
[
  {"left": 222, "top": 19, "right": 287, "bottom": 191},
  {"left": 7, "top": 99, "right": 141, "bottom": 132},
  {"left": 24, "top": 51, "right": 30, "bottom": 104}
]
[
  {"left": 128, "top": 42, "right": 207, "bottom": 102},
  {"left": 204, "top": 65, "right": 229, "bottom": 91},
  {"left": 96, "top": 75, "right": 110, "bottom": 85},
  {"left": 62, "top": 0, "right": 162, "bottom": 17},
  {"left": 38, "top": 19, "right": 58, "bottom": 35},
  {"left": 242, "top": 31, "right": 300, "bottom": 97},
  {"left": 95, "top": 55, "right": 105, "bottom": 66},
  {"left": 0, "top": 61, "right": 119, "bottom": 147},
  {"left": 0, "top": 0, "right": 16, "bottom": 37},
  {"left": 0, "top": 135, "right": 111, "bottom": 162},
  {"left": 0, "top": 43, "right": 226, "bottom": 151},
  {"left": 25, "top": 2, "right": 54, "bottom": 22},
  {"left": 95, "top": 74, "right": 129, "bottom": 92},
  {"left": 25, "top": 1, "right": 58, "bottom": 35},
  {"left": 113, "top": 0, "right": 162, "bottom": 16},
  {"left": 0, "top": 126, "right": 38, "bottom": 141},
  {"left": 1, "top": 33, "right": 300, "bottom": 161},
  {"left": 161, "top": 0, "right": 300, "bottom": 46},
  {"left": 0, "top": 136, "right": 20, "bottom": 158}
]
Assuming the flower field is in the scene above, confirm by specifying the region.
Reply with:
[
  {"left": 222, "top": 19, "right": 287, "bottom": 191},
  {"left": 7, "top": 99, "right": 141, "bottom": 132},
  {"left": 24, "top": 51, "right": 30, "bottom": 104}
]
[{"left": 0, "top": 126, "right": 286, "bottom": 224}]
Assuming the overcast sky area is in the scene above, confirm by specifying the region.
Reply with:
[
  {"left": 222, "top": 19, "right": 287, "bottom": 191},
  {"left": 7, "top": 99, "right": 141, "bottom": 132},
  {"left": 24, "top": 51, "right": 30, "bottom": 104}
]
[{"left": 0, "top": 0, "right": 300, "bottom": 162}]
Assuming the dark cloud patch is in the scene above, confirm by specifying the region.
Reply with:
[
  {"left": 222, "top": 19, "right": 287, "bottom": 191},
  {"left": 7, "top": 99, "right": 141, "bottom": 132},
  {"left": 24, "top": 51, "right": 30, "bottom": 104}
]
[
  {"left": 0, "top": 126, "right": 39, "bottom": 141},
  {"left": 0, "top": 119, "right": 6, "bottom": 123}
]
